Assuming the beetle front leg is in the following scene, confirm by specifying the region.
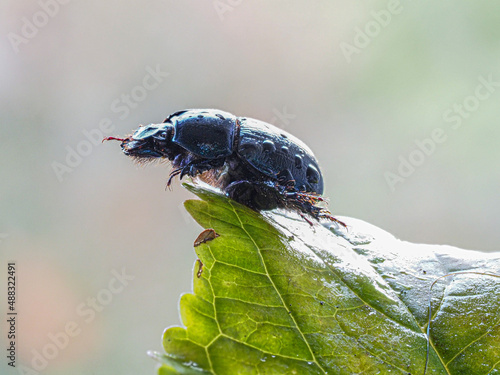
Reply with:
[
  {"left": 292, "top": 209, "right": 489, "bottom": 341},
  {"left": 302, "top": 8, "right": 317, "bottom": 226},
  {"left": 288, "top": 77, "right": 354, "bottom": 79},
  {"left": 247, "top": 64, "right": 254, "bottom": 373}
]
[
  {"left": 167, "top": 167, "right": 183, "bottom": 188},
  {"left": 178, "top": 158, "right": 226, "bottom": 180}
]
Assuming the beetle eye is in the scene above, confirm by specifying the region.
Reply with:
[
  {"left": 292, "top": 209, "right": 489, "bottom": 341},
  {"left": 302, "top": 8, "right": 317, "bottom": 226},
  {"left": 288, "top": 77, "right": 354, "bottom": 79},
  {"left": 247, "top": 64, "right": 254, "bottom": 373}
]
[{"left": 155, "top": 131, "right": 167, "bottom": 140}]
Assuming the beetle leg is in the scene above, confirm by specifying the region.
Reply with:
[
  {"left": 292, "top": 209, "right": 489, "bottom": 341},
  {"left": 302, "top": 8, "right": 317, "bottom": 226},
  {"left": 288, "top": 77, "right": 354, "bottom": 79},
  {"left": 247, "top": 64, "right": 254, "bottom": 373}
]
[
  {"left": 276, "top": 183, "right": 288, "bottom": 195},
  {"left": 299, "top": 213, "right": 315, "bottom": 227},
  {"left": 226, "top": 181, "right": 255, "bottom": 207},
  {"left": 285, "top": 191, "right": 323, "bottom": 206},
  {"left": 180, "top": 165, "right": 195, "bottom": 180},
  {"left": 226, "top": 180, "right": 282, "bottom": 211},
  {"left": 317, "top": 211, "right": 347, "bottom": 229},
  {"left": 178, "top": 158, "right": 226, "bottom": 180},
  {"left": 167, "top": 167, "right": 183, "bottom": 188},
  {"left": 282, "top": 190, "right": 347, "bottom": 228}
]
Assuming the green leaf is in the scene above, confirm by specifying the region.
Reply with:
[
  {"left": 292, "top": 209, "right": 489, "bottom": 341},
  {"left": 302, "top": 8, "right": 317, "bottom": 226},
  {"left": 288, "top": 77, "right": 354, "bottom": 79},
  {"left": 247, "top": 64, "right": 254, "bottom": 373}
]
[{"left": 152, "top": 184, "right": 500, "bottom": 374}]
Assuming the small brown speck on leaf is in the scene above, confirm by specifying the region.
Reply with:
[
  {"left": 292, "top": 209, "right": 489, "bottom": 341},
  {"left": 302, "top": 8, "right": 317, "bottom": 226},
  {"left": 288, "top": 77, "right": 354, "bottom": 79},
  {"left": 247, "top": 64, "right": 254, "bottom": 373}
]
[
  {"left": 194, "top": 228, "right": 220, "bottom": 247},
  {"left": 196, "top": 259, "right": 204, "bottom": 278}
]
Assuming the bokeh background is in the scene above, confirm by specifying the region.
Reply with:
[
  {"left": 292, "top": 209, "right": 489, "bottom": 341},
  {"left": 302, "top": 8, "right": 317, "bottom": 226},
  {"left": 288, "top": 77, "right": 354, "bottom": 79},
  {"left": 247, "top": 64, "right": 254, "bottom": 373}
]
[{"left": 1, "top": 1, "right": 499, "bottom": 374}]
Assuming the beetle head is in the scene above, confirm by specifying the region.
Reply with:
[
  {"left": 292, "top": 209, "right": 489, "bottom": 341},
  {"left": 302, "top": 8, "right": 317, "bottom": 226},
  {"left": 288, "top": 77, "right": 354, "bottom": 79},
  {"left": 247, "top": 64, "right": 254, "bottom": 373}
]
[{"left": 106, "top": 124, "right": 175, "bottom": 159}]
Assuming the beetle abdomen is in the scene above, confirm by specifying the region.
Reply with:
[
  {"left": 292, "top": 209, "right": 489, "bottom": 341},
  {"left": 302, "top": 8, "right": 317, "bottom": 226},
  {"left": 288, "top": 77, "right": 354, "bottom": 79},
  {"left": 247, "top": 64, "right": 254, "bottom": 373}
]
[{"left": 236, "top": 117, "right": 324, "bottom": 194}]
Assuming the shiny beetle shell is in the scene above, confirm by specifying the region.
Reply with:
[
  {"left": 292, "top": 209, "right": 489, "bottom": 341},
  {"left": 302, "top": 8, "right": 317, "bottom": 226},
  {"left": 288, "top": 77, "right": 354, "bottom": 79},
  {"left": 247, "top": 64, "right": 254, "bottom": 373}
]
[
  {"left": 162, "top": 109, "right": 323, "bottom": 194},
  {"left": 236, "top": 116, "right": 323, "bottom": 194},
  {"left": 167, "top": 110, "right": 236, "bottom": 159}
]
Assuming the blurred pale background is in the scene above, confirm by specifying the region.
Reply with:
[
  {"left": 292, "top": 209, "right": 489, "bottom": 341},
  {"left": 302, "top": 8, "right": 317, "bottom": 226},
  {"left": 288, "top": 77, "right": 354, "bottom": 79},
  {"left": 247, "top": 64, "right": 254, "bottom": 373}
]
[{"left": 1, "top": 1, "right": 499, "bottom": 374}]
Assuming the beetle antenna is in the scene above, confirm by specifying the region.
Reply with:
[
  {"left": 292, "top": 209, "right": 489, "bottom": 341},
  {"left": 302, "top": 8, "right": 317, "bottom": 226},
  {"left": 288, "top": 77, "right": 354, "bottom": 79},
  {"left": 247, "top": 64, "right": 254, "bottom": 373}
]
[{"left": 102, "top": 136, "right": 126, "bottom": 143}]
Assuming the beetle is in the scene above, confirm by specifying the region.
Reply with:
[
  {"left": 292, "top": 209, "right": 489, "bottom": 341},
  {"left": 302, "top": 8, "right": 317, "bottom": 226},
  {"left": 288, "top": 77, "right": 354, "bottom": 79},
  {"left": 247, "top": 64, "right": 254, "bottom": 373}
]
[{"left": 104, "top": 109, "right": 343, "bottom": 225}]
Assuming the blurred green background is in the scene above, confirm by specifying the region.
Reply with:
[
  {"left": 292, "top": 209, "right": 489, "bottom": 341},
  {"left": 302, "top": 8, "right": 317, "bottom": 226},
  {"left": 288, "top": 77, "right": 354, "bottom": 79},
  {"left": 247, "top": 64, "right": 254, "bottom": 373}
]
[{"left": 1, "top": 1, "right": 499, "bottom": 374}]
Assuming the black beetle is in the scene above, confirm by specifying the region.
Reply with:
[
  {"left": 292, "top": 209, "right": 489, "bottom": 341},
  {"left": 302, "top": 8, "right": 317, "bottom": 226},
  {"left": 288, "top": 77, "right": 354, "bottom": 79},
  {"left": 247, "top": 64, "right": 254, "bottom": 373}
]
[{"left": 105, "top": 109, "right": 343, "bottom": 224}]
